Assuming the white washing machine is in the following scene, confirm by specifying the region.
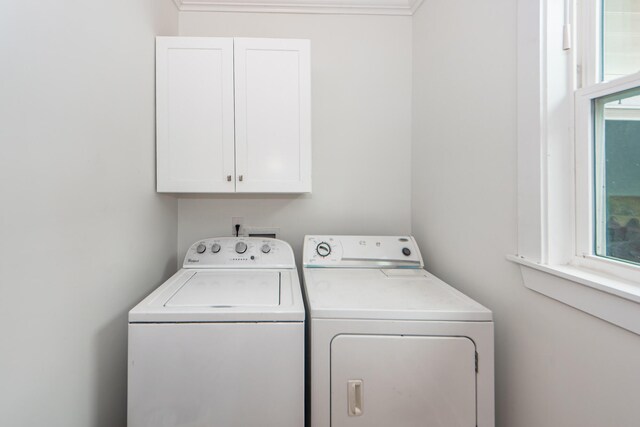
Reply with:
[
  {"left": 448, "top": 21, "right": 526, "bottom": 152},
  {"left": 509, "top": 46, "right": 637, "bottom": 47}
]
[
  {"left": 303, "top": 235, "right": 494, "bottom": 427},
  {"left": 128, "top": 237, "right": 304, "bottom": 427}
]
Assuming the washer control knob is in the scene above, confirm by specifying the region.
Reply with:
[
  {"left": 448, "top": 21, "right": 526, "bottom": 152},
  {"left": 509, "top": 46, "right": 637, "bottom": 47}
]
[
  {"left": 235, "top": 241, "right": 248, "bottom": 254},
  {"left": 402, "top": 247, "right": 411, "bottom": 256},
  {"left": 316, "top": 242, "right": 331, "bottom": 257},
  {"left": 211, "top": 243, "right": 221, "bottom": 253},
  {"left": 196, "top": 243, "right": 206, "bottom": 254},
  {"left": 261, "top": 244, "right": 271, "bottom": 254}
]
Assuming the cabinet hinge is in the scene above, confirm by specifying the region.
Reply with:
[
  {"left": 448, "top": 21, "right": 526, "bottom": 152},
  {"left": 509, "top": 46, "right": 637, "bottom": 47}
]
[{"left": 475, "top": 351, "right": 479, "bottom": 373}]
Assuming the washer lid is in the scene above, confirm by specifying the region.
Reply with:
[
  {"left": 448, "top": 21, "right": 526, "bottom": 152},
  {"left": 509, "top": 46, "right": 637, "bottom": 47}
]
[
  {"left": 302, "top": 268, "right": 492, "bottom": 321},
  {"left": 165, "top": 271, "right": 280, "bottom": 307},
  {"left": 129, "top": 269, "right": 304, "bottom": 323}
]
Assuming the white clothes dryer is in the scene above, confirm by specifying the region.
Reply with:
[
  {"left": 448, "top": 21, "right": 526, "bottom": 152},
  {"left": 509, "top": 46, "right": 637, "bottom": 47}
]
[
  {"left": 128, "top": 237, "right": 304, "bottom": 427},
  {"left": 302, "top": 235, "right": 494, "bottom": 427}
]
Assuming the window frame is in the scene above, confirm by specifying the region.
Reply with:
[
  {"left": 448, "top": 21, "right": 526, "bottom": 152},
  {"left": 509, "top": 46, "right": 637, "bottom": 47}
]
[
  {"left": 513, "top": 0, "right": 640, "bottom": 335},
  {"left": 575, "top": 73, "right": 640, "bottom": 282}
]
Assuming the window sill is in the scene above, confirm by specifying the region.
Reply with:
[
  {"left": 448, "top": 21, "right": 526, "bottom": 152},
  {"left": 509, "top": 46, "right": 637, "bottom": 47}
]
[{"left": 507, "top": 255, "right": 640, "bottom": 335}]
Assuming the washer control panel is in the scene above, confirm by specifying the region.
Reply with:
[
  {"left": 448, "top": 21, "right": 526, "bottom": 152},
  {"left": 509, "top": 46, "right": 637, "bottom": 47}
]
[
  {"left": 183, "top": 237, "right": 295, "bottom": 269},
  {"left": 303, "top": 235, "right": 423, "bottom": 268}
]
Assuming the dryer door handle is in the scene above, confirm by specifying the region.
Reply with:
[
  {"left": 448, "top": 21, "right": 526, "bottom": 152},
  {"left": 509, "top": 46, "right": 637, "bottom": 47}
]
[{"left": 347, "top": 380, "right": 363, "bottom": 417}]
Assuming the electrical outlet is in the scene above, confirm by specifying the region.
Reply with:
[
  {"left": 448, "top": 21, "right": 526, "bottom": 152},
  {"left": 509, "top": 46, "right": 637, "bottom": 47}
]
[{"left": 232, "top": 217, "right": 244, "bottom": 237}]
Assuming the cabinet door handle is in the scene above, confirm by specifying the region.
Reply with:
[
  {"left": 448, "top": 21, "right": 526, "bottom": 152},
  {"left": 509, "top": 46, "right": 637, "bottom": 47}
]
[
  {"left": 227, "top": 175, "right": 232, "bottom": 182},
  {"left": 347, "top": 380, "right": 363, "bottom": 417},
  {"left": 238, "top": 175, "right": 243, "bottom": 182}
]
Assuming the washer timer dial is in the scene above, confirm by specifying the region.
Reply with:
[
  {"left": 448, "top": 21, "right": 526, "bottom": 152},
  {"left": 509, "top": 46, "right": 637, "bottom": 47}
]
[
  {"left": 316, "top": 242, "right": 332, "bottom": 257},
  {"left": 235, "top": 242, "right": 248, "bottom": 254}
]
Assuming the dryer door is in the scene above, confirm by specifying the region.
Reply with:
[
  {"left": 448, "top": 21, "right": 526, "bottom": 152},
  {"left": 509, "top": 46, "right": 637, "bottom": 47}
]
[{"left": 331, "top": 335, "right": 476, "bottom": 427}]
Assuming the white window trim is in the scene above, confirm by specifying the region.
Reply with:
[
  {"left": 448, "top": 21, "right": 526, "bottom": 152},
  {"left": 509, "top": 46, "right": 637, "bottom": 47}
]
[{"left": 513, "top": 0, "right": 640, "bottom": 335}]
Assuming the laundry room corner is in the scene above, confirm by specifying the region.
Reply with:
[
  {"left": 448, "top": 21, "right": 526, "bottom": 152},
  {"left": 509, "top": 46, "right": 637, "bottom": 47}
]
[{"left": 3, "top": 0, "right": 640, "bottom": 425}]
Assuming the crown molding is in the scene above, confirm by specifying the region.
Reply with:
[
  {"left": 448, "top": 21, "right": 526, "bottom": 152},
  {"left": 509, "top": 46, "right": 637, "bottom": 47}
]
[{"left": 172, "top": 0, "right": 425, "bottom": 16}]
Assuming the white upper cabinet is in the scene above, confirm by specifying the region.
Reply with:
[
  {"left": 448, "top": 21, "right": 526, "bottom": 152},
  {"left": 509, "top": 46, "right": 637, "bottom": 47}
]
[
  {"left": 234, "top": 38, "right": 311, "bottom": 193},
  {"left": 156, "top": 37, "right": 235, "bottom": 193},
  {"left": 156, "top": 37, "right": 311, "bottom": 193}
]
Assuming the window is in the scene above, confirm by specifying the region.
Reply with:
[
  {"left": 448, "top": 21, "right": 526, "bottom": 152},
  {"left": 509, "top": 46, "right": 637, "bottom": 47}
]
[
  {"left": 576, "top": 77, "right": 640, "bottom": 282},
  {"left": 594, "top": 0, "right": 640, "bottom": 264},
  {"left": 575, "top": 0, "right": 640, "bottom": 276},
  {"left": 602, "top": 0, "right": 640, "bottom": 82},
  {"left": 513, "top": 0, "right": 640, "bottom": 335},
  {"left": 594, "top": 88, "right": 640, "bottom": 264}
]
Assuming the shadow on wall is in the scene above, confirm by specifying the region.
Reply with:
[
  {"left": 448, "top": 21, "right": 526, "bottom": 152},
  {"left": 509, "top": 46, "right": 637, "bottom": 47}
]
[
  {"left": 93, "top": 255, "right": 177, "bottom": 427},
  {"left": 94, "top": 310, "right": 128, "bottom": 427}
]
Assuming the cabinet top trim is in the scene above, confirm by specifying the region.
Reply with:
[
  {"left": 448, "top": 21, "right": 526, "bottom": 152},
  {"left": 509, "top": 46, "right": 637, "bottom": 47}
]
[{"left": 172, "top": 0, "right": 425, "bottom": 16}]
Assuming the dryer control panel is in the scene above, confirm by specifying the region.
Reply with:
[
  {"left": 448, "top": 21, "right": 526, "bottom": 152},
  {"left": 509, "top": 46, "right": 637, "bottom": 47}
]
[
  {"left": 303, "top": 235, "right": 423, "bottom": 268},
  {"left": 184, "top": 237, "right": 295, "bottom": 269}
]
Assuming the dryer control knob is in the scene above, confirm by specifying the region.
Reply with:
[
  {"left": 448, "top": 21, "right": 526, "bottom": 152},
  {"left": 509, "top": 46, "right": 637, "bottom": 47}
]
[
  {"left": 261, "top": 244, "right": 271, "bottom": 254},
  {"left": 402, "top": 247, "right": 411, "bottom": 256},
  {"left": 316, "top": 242, "right": 331, "bottom": 257},
  {"left": 211, "top": 243, "right": 221, "bottom": 253},
  {"left": 235, "top": 241, "right": 248, "bottom": 254},
  {"left": 196, "top": 243, "right": 206, "bottom": 254}
]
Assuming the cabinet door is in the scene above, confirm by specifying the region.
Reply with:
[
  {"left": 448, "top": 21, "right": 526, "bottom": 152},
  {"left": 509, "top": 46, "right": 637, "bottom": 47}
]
[
  {"left": 234, "top": 38, "right": 312, "bottom": 193},
  {"left": 331, "top": 335, "right": 477, "bottom": 427},
  {"left": 156, "top": 37, "right": 235, "bottom": 193}
]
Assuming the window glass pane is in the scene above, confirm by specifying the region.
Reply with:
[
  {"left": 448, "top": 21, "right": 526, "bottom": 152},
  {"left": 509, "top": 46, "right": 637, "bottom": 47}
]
[
  {"left": 594, "top": 86, "right": 640, "bottom": 264},
  {"left": 602, "top": 0, "right": 640, "bottom": 81}
]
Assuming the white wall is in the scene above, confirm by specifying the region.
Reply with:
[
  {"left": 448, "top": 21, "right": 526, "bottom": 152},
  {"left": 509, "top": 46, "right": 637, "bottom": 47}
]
[
  {"left": 412, "top": 1, "right": 640, "bottom": 427},
  {"left": 176, "top": 12, "right": 413, "bottom": 263},
  {"left": 0, "top": 1, "right": 178, "bottom": 426}
]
